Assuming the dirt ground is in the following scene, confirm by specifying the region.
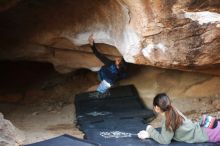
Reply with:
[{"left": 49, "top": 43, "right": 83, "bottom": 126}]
[{"left": 0, "top": 62, "right": 220, "bottom": 145}]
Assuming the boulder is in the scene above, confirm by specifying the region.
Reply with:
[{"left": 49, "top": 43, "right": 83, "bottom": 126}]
[
  {"left": 0, "top": 113, "right": 25, "bottom": 146},
  {"left": 0, "top": 0, "right": 220, "bottom": 75}
]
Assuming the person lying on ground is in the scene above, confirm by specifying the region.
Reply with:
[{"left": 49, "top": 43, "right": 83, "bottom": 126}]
[
  {"left": 138, "top": 93, "right": 220, "bottom": 144},
  {"left": 88, "top": 34, "right": 128, "bottom": 93}
]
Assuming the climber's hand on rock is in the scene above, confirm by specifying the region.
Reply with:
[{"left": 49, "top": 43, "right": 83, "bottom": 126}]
[{"left": 88, "top": 34, "right": 94, "bottom": 46}]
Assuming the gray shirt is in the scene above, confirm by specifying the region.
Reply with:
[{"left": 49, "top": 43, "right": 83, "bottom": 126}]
[{"left": 147, "top": 110, "right": 209, "bottom": 144}]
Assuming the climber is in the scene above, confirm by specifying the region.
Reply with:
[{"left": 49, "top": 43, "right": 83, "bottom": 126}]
[{"left": 88, "top": 34, "right": 127, "bottom": 93}]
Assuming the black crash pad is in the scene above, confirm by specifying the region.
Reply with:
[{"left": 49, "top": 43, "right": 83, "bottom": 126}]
[
  {"left": 75, "top": 85, "right": 146, "bottom": 115},
  {"left": 75, "top": 85, "right": 154, "bottom": 121},
  {"left": 75, "top": 85, "right": 220, "bottom": 146},
  {"left": 25, "top": 134, "right": 100, "bottom": 146},
  {"left": 85, "top": 128, "right": 220, "bottom": 146},
  {"left": 75, "top": 85, "right": 155, "bottom": 146}
]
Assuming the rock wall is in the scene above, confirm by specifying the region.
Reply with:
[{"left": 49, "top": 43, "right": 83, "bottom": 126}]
[
  {"left": 130, "top": 0, "right": 220, "bottom": 75},
  {"left": 0, "top": 0, "right": 220, "bottom": 75},
  {"left": 0, "top": 113, "right": 24, "bottom": 146},
  {"left": 120, "top": 65, "right": 220, "bottom": 108}
]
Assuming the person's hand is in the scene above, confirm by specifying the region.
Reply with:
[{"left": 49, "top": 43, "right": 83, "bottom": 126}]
[
  {"left": 88, "top": 34, "right": 94, "bottom": 46},
  {"left": 137, "top": 130, "right": 150, "bottom": 139},
  {"left": 146, "top": 125, "right": 153, "bottom": 132}
]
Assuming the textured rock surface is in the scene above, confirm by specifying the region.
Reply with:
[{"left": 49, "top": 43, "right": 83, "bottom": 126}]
[
  {"left": 0, "top": 0, "right": 220, "bottom": 75},
  {"left": 0, "top": 113, "right": 25, "bottom": 146}
]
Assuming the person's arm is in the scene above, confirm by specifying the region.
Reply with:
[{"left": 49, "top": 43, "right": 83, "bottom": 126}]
[
  {"left": 88, "top": 34, "right": 113, "bottom": 65},
  {"left": 91, "top": 43, "right": 113, "bottom": 65},
  {"left": 147, "top": 121, "right": 174, "bottom": 144},
  {"left": 119, "top": 62, "right": 128, "bottom": 79}
]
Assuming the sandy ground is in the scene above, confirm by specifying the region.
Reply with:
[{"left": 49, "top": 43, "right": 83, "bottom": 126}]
[
  {"left": 0, "top": 64, "right": 220, "bottom": 145},
  {"left": 1, "top": 103, "right": 82, "bottom": 144},
  {"left": 0, "top": 66, "right": 98, "bottom": 145}
]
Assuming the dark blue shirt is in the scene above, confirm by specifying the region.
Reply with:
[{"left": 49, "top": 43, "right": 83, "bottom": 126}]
[
  {"left": 91, "top": 43, "right": 127, "bottom": 85},
  {"left": 99, "top": 64, "right": 122, "bottom": 84}
]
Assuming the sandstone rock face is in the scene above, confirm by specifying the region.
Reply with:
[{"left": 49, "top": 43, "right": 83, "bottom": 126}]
[
  {"left": 120, "top": 65, "right": 220, "bottom": 109},
  {"left": 0, "top": 113, "right": 25, "bottom": 146},
  {"left": 0, "top": 0, "right": 220, "bottom": 75}
]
